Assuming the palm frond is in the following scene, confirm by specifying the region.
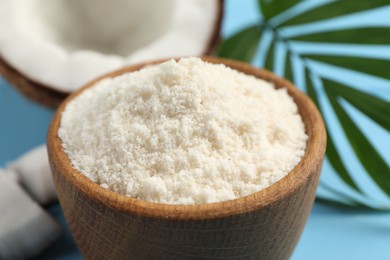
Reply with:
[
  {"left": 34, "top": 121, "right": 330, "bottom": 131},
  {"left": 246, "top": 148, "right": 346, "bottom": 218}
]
[{"left": 218, "top": 0, "right": 390, "bottom": 210}]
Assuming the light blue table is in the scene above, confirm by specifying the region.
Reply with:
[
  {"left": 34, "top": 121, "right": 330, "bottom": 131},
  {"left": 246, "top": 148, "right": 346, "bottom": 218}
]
[{"left": 1, "top": 1, "right": 389, "bottom": 259}]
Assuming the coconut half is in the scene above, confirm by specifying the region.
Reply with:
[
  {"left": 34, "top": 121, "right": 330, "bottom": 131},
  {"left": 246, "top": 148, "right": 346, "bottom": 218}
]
[{"left": 0, "top": 0, "right": 223, "bottom": 107}]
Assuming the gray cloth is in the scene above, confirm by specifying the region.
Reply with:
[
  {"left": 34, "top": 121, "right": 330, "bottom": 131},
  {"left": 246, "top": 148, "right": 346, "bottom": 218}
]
[
  {"left": 0, "top": 171, "right": 61, "bottom": 260},
  {"left": 8, "top": 145, "right": 57, "bottom": 205}
]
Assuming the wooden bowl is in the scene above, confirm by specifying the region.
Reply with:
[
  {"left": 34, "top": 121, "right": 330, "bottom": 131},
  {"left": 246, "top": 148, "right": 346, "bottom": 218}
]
[{"left": 47, "top": 57, "right": 326, "bottom": 260}]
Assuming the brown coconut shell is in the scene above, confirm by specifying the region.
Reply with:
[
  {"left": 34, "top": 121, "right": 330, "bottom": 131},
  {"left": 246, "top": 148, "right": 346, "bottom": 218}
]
[{"left": 0, "top": 0, "right": 224, "bottom": 108}]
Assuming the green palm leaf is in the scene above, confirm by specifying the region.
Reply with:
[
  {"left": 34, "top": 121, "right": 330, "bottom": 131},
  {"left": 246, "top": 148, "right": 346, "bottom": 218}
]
[
  {"left": 218, "top": 25, "right": 262, "bottom": 63},
  {"left": 218, "top": 0, "right": 390, "bottom": 210},
  {"left": 277, "top": 0, "right": 389, "bottom": 27},
  {"left": 305, "top": 55, "right": 390, "bottom": 80},
  {"left": 322, "top": 78, "right": 390, "bottom": 131},
  {"left": 259, "top": 0, "right": 301, "bottom": 20},
  {"left": 283, "top": 50, "right": 293, "bottom": 81},
  {"left": 264, "top": 34, "right": 275, "bottom": 71},
  {"left": 315, "top": 197, "right": 375, "bottom": 210},
  {"left": 303, "top": 69, "right": 363, "bottom": 194},
  {"left": 324, "top": 81, "right": 390, "bottom": 196},
  {"left": 291, "top": 28, "right": 390, "bottom": 44},
  {"left": 317, "top": 182, "right": 383, "bottom": 211}
]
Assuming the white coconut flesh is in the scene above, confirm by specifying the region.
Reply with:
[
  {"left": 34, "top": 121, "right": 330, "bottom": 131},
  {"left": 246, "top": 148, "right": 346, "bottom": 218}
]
[{"left": 0, "top": 0, "right": 219, "bottom": 92}]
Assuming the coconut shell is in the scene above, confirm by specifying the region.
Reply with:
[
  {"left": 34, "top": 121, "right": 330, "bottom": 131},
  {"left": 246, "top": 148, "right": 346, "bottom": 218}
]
[
  {"left": 0, "top": 0, "right": 224, "bottom": 108},
  {"left": 0, "top": 56, "right": 67, "bottom": 107}
]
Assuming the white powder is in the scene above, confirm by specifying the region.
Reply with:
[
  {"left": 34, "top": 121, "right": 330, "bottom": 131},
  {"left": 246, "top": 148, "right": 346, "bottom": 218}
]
[{"left": 59, "top": 58, "right": 308, "bottom": 205}]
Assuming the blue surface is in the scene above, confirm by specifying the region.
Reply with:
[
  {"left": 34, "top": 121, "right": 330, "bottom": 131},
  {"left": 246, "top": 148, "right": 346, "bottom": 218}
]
[{"left": 1, "top": 0, "right": 389, "bottom": 259}]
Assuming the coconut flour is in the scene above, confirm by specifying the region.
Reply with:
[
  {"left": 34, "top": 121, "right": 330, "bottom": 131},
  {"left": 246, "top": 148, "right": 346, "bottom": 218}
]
[{"left": 59, "top": 58, "right": 308, "bottom": 204}]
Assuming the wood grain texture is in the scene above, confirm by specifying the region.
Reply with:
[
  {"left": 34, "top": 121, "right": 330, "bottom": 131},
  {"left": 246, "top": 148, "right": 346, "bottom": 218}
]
[
  {"left": 47, "top": 57, "right": 327, "bottom": 260},
  {"left": 0, "top": 0, "right": 224, "bottom": 109}
]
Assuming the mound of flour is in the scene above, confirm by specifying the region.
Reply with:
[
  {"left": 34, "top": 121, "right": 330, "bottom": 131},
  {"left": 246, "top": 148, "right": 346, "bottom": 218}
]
[{"left": 59, "top": 58, "right": 307, "bottom": 204}]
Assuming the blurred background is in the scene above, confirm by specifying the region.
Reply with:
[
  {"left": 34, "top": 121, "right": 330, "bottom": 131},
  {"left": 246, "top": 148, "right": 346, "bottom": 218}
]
[{"left": 1, "top": 0, "right": 389, "bottom": 259}]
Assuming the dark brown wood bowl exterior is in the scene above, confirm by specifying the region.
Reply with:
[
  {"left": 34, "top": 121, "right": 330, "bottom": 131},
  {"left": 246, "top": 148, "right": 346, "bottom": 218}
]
[
  {"left": 47, "top": 57, "right": 326, "bottom": 260},
  {"left": 0, "top": 0, "right": 224, "bottom": 108}
]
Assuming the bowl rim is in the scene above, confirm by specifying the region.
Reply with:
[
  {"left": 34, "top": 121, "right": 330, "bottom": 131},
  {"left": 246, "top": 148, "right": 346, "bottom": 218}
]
[{"left": 47, "top": 56, "right": 326, "bottom": 220}]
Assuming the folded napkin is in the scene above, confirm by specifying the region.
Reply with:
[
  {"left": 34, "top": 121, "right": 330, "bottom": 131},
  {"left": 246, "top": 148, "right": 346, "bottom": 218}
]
[
  {"left": 0, "top": 170, "right": 60, "bottom": 260},
  {"left": 0, "top": 145, "right": 60, "bottom": 259},
  {"left": 8, "top": 145, "right": 57, "bottom": 205}
]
